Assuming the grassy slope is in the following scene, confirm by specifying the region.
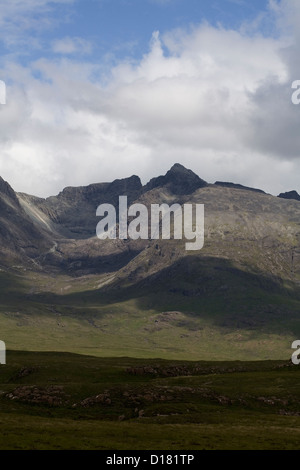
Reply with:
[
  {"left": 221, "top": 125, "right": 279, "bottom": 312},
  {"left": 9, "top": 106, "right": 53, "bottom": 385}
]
[
  {"left": 0, "top": 351, "right": 299, "bottom": 450},
  {"left": 0, "top": 264, "right": 299, "bottom": 360}
]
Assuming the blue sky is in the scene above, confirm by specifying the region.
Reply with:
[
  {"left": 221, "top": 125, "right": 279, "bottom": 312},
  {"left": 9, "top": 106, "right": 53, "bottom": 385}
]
[
  {"left": 0, "top": 0, "right": 272, "bottom": 65},
  {"left": 51, "top": 0, "right": 271, "bottom": 60},
  {"left": 0, "top": 0, "right": 300, "bottom": 196}
]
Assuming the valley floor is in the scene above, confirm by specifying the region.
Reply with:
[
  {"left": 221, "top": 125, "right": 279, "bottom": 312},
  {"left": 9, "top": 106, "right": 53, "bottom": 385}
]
[{"left": 0, "top": 352, "right": 299, "bottom": 450}]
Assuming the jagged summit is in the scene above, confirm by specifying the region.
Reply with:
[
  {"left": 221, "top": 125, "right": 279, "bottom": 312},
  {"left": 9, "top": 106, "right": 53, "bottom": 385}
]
[
  {"left": 278, "top": 190, "right": 300, "bottom": 202},
  {"left": 143, "top": 163, "right": 208, "bottom": 195},
  {"left": 3, "top": 164, "right": 300, "bottom": 248},
  {"left": 168, "top": 163, "right": 194, "bottom": 173},
  {"left": 15, "top": 166, "right": 208, "bottom": 239}
]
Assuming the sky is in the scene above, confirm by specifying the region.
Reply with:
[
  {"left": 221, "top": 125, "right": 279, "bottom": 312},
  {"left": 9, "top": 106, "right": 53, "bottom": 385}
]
[{"left": 0, "top": 0, "right": 300, "bottom": 197}]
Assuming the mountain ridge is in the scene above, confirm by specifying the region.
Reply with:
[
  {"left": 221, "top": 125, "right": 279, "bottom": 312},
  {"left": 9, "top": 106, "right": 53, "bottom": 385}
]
[
  {"left": 0, "top": 164, "right": 299, "bottom": 276},
  {"left": 1, "top": 164, "right": 300, "bottom": 360}
]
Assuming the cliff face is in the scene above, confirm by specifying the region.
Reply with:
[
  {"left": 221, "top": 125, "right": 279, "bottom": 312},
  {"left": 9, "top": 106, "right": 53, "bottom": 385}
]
[
  {"left": 18, "top": 175, "right": 143, "bottom": 239},
  {"left": 0, "top": 177, "right": 51, "bottom": 265}
]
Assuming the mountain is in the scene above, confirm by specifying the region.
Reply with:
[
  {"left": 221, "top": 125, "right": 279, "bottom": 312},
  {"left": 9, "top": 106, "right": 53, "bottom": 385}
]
[
  {"left": 278, "top": 190, "right": 300, "bottom": 202},
  {"left": 18, "top": 175, "right": 143, "bottom": 239},
  {"left": 1, "top": 165, "right": 300, "bottom": 360},
  {"left": 0, "top": 177, "right": 51, "bottom": 265},
  {"left": 144, "top": 163, "right": 208, "bottom": 195}
]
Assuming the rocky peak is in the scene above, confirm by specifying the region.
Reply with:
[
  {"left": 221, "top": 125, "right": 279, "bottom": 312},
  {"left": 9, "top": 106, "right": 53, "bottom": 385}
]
[
  {"left": 278, "top": 190, "right": 300, "bottom": 202},
  {"left": 143, "top": 163, "right": 208, "bottom": 195}
]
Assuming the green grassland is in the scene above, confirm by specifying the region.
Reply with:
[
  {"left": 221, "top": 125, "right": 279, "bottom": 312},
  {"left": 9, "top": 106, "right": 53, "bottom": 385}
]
[
  {"left": 0, "top": 264, "right": 299, "bottom": 361},
  {"left": 1, "top": 256, "right": 300, "bottom": 450},
  {"left": 0, "top": 351, "right": 299, "bottom": 450}
]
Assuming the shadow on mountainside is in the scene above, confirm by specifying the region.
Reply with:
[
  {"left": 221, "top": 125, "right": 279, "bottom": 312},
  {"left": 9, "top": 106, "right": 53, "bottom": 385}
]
[{"left": 23, "top": 255, "right": 300, "bottom": 335}]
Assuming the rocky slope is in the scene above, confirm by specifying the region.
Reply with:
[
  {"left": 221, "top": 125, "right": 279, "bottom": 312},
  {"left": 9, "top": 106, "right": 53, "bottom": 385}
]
[
  {"left": 0, "top": 177, "right": 51, "bottom": 265},
  {"left": 0, "top": 163, "right": 298, "bottom": 286}
]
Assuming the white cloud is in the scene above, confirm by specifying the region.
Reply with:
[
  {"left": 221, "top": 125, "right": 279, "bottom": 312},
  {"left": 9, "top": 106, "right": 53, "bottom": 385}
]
[
  {"left": 52, "top": 37, "right": 92, "bottom": 55},
  {"left": 1, "top": 0, "right": 300, "bottom": 197},
  {"left": 0, "top": 0, "right": 74, "bottom": 48}
]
